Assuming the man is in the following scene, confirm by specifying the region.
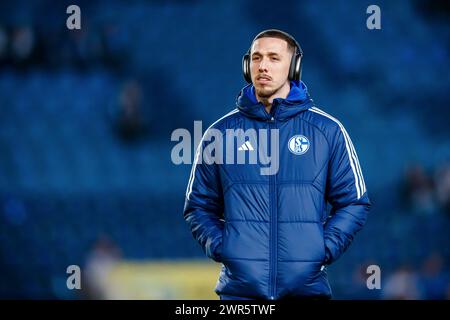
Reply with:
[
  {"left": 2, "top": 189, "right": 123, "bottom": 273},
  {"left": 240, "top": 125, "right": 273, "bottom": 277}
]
[{"left": 183, "top": 29, "right": 371, "bottom": 299}]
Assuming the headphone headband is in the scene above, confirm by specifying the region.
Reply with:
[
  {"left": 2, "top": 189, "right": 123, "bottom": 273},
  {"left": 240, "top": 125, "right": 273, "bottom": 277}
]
[{"left": 249, "top": 29, "right": 303, "bottom": 56}]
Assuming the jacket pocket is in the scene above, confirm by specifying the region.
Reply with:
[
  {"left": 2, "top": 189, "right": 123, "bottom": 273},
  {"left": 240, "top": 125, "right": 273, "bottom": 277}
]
[
  {"left": 213, "top": 241, "right": 223, "bottom": 262},
  {"left": 209, "top": 225, "right": 225, "bottom": 262},
  {"left": 319, "top": 222, "right": 328, "bottom": 265},
  {"left": 220, "top": 222, "right": 229, "bottom": 261}
]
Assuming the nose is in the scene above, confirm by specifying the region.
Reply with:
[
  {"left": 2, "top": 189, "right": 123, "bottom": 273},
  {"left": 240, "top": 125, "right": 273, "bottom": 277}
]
[{"left": 258, "top": 57, "right": 268, "bottom": 72}]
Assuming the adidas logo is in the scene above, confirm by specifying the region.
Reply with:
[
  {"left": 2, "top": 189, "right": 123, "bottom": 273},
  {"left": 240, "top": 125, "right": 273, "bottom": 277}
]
[{"left": 238, "top": 141, "right": 254, "bottom": 151}]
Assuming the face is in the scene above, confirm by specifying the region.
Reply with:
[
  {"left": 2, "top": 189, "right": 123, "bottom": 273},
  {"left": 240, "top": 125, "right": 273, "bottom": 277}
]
[{"left": 250, "top": 37, "right": 292, "bottom": 99}]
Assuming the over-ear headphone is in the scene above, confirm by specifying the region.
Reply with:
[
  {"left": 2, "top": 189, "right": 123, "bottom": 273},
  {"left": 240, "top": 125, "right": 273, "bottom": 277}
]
[{"left": 242, "top": 29, "right": 303, "bottom": 83}]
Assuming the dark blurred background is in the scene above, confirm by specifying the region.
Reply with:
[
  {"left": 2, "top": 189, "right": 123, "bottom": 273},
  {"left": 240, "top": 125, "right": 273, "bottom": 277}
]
[{"left": 0, "top": 0, "right": 449, "bottom": 299}]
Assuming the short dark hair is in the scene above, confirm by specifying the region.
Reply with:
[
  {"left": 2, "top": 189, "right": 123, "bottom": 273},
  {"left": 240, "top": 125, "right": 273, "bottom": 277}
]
[{"left": 252, "top": 30, "right": 296, "bottom": 53}]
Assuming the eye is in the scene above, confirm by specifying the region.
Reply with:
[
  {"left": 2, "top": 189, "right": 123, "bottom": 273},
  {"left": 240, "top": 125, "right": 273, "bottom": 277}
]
[
  {"left": 271, "top": 56, "right": 279, "bottom": 61},
  {"left": 252, "top": 56, "right": 260, "bottom": 61}
]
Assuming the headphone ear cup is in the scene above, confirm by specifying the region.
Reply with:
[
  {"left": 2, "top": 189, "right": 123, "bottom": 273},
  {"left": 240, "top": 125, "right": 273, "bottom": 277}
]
[
  {"left": 296, "top": 55, "right": 303, "bottom": 82},
  {"left": 289, "top": 53, "right": 302, "bottom": 81},
  {"left": 242, "top": 54, "right": 252, "bottom": 83}
]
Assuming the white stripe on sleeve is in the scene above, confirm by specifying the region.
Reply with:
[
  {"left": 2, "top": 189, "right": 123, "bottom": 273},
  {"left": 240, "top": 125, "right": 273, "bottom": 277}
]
[
  {"left": 186, "top": 109, "right": 239, "bottom": 200},
  {"left": 309, "top": 107, "right": 366, "bottom": 199}
]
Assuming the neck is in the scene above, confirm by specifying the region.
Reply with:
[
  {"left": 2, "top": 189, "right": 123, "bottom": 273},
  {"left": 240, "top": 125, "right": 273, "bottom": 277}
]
[{"left": 256, "top": 81, "right": 291, "bottom": 114}]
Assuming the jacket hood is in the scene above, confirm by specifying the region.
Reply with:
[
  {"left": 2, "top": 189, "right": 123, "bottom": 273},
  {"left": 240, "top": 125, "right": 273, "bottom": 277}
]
[{"left": 236, "top": 80, "right": 314, "bottom": 121}]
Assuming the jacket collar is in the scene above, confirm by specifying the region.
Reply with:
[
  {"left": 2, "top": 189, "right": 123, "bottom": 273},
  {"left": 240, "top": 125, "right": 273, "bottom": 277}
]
[{"left": 236, "top": 81, "right": 314, "bottom": 122}]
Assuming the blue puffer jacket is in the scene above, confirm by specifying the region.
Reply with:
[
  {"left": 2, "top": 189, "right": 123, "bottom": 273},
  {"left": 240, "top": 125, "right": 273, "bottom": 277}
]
[{"left": 184, "top": 81, "right": 371, "bottom": 299}]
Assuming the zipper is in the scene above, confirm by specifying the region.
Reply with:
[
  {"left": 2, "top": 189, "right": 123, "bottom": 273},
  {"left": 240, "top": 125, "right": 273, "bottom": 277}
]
[{"left": 268, "top": 110, "right": 278, "bottom": 300}]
